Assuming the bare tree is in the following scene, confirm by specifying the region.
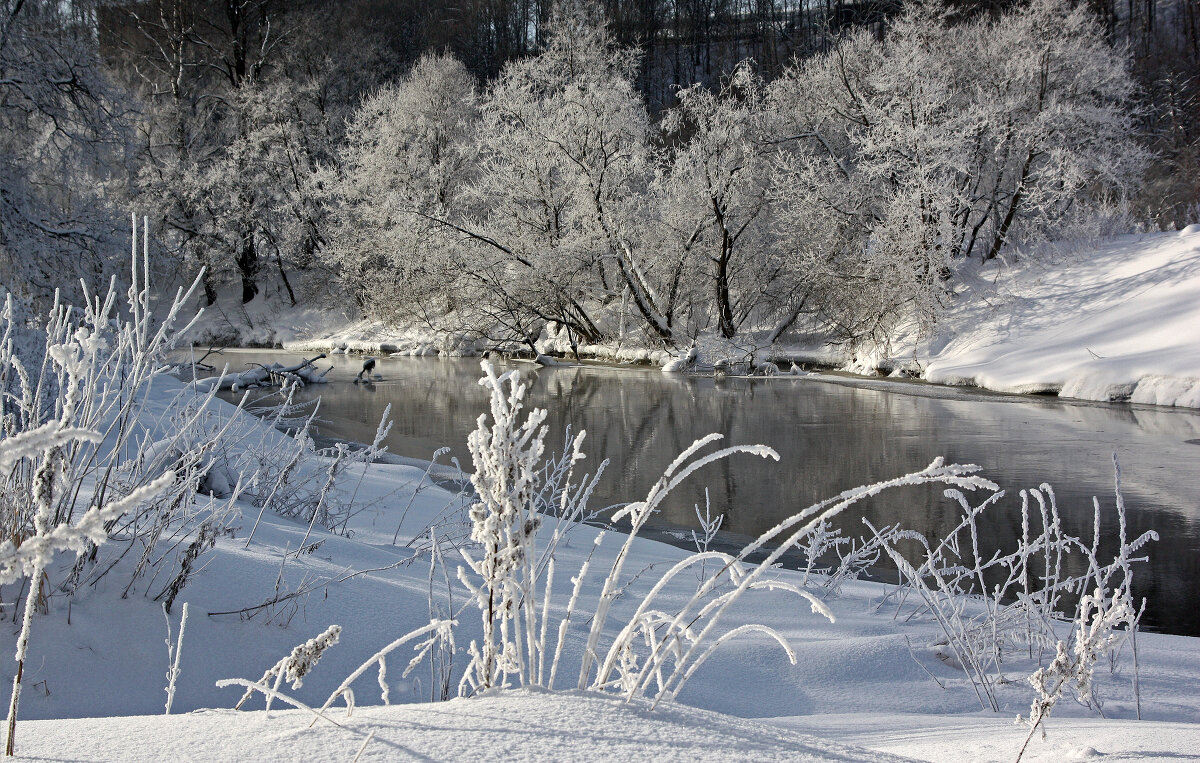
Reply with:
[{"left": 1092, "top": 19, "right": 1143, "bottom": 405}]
[{"left": 0, "top": 0, "right": 129, "bottom": 305}]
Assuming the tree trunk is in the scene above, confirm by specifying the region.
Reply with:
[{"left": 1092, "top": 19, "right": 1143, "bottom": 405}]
[
  {"left": 202, "top": 273, "right": 218, "bottom": 306},
  {"left": 716, "top": 244, "right": 736, "bottom": 339},
  {"left": 275, "top": 249, "right": 296, "bottom": 306},
  {"left": 238, "top": 235, "right": 259, "bottom": 303},
  {"left": 767, "top": 294, "right": 809, "bottom": 345},
  {"left": 986, "top": 151, "right": 1035, "bottom": 261},
  {"left": 615, "top": 257, "right": 674, "bottom": 345},
  {"left": 713, "top": 205, "right": 736, "bottom": 339}
]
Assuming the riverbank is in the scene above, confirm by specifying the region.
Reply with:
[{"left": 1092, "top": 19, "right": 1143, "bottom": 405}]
[
  {"left": 8, "top": 371, "right": 1200, "bottom": 762},
  {"left": 183, "top": 228, "right": 1200, "bottom": 408}
]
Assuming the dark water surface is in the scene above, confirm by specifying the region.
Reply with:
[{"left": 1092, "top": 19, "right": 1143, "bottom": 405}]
[{"left": 215, "top": 351, "right": 1200, "bottom": 636}]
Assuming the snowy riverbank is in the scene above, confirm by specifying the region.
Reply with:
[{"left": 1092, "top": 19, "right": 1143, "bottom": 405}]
[
  {"left": 912, "top": 229, "right": 1200, "bottom": 408},
  {"left": 185, "top": 229, "right": 1200, "bottom": 409},
  {"left": 7, "top": 370, "right": 1200, "bottom": 762}
]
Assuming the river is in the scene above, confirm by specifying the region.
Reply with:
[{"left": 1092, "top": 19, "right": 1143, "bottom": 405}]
[{"left": 212, "top": 350, "right": 1200, "bottom": 636}]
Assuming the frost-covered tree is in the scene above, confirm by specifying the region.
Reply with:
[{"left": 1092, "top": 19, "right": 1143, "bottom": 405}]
[
  {"left": 110, "top": 0, "right": 363, "bottom": 305},
  {"left": 330, "top": 52, "right": 480, "bottom": 318},
  {"left": 966, "top": 0, "right": 1145, "bottom": 258},
  {"left": 333, "top": 3, "right": 681, "bottom": 349},
  {"left": 111, "top": 0, "right": 293, "bottom": 303},
  {"left": 658, "top": 61, "right": 796, "bottom": 340},
  {"left": 0, "top": 0, "right": 129, "bottom": 305},
  {"left": 770, "top": 0, "right": 1145, "bottom": 345},
  {"left": 186, "top": 74, "right": 339, "bottom": 307},
  {"left": 464, "top": 1, "right": 668, "bottom": 346}
]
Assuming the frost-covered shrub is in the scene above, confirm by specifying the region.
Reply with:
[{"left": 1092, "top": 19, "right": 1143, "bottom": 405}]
[
  {"left": 232, "top": 624, "right": 343, "bottom": 712},
  {"left": 447, "top": 361, "right": 997, "bottom": 705},
  {"left": 0, "top": 228, "right": 193, "bottom": 752},
  {"left": 1015, "top": 585, "right": 1137, "bottom": 762},
  {"left": 457, "top": 362, "right": 602, "bottom": 692},
  {"left": 871, "top": 459, "right": 1155, "bottom": 712},
  {"left": 796, "top": 518, "right": 901, "bottom": 599},
  {"left": 318, "top": 620, "right": 456, "bottom": 716},
  {"left": 0, "top": 221, "right": 296, "bottom": 752},
  {"left": 233, "top": 388, "right": 394, "bottom": 546},
  {"left": 0, "top": 222, "right": 221, "bottom": 587}
]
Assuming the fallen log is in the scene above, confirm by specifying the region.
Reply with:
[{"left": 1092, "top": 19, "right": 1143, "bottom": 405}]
[{"left": 193, "top": 354, "right": 330, "bottom": 392}]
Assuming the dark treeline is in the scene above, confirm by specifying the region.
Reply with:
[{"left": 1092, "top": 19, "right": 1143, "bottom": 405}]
[
  {"left": 93, "top": 0, "right": 1200, "bottom": 118},
  {"left": 95, "top": 0, "right": 902, "bottom": 113}
]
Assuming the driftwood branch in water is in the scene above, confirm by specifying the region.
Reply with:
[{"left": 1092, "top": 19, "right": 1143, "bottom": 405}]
[{"left": 193, "top": 354, "right": 331, "bottom": 392}]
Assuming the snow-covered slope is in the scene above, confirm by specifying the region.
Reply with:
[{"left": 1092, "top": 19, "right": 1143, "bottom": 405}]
[
  {"left": 14, "top": 691, "right": 914, "bottom": 762},
  {"left": 920, "top": 229, "right": 1200, "bottom": 407},
  {"left": 6, "top": 375, "right": 1200, "bottom": 762}
]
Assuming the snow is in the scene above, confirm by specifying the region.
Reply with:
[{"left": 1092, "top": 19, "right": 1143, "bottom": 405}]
[
  {"left": 774, "top": 713, "right": 1200, "bottom": 763},
  {"left": 14, "top": 696, "right": 1200, "bottom": 762},
  {"left": 12, "top": 691, "right": 913, "bottom": 762},
  {"left": 918, "top": 231, "right": 1200, "bottom": 407},
  {"left": 5, "top": 372, "right": 1200, "bottom": 762},
  {"left": 180, "top": 281, "right": 355, "bottom": 349}
]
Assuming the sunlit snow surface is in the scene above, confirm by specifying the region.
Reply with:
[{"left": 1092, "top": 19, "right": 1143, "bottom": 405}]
[
  {"left": 15, "top": 691, "right": 914, "bottom": 762},
  {"left": 921, "top": 230, "right": 1200, "bottom": 407},
  {"left": 16, "top": 693, "right": 1200, "bottom": 761}
]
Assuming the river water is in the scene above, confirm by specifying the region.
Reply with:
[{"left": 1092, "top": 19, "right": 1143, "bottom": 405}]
[{"left": 213, "top": 350, "right": 1200, "bottom": 636}]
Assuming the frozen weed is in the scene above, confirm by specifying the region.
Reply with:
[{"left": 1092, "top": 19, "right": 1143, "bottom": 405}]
[{"left": 870, "top": 457, "right": 1155, "bottom": 714}]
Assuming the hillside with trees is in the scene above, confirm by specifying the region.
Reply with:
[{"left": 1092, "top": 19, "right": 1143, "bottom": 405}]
[{"left": 0, "top": 0, "right": 1195, "bottom": 354}]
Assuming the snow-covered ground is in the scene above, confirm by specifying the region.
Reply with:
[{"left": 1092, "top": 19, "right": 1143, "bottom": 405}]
[
  {"left": 14, "top": 691, "right": 914, "bottom": 762},
  {"left": 17, "top": 693, "right": 1200, "bottom": 762},
  {"left": 915, "top": 228, "right": 1200, "bottom": 407},
  {"left": 7, "top": 373, "right": 1199, "bottom": 761},
  {"left": 184, "top": 229, "right": 1200, "bottom": 408}
]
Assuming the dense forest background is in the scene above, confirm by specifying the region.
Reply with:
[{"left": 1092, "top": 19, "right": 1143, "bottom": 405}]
[{"left": 1, "top": 0, "right": 1197, "bottom": 350}]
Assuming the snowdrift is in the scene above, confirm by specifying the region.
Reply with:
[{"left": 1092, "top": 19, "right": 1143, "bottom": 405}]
[
  {"left": 921, "top": 229, "right": 1200, "bottom": 407},
  {"left": 13, "top": 690, "right": 913, "bottom": 762}
]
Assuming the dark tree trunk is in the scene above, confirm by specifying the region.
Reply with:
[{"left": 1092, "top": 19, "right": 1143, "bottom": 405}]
[
  {"left": 713, "top": 204, "right": 737, "bottom": 339},
  {"left": 985, "top": 150, "right": 1035, "bottom": 261},
  {"left": 238, "top": 235, "right": 259, "bottom": 303},
  {"left": 276, "top": 248, "right": 296, "bottom": 306},
  {"left": 203, "top": 274, "right": 218, "bottom": 307},
  {"left": 716, "top": 248, "right": 736, "bottom": 339}
]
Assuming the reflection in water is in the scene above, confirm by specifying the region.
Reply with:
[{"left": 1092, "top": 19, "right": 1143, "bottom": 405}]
[{"left": 216, "top": 351, "right": 1200, "bottom": 636}]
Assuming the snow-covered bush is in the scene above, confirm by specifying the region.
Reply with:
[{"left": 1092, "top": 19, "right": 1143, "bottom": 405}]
[
  {"left": 220, "top": 620, "right": 458, "bottom": 719},
  {"left": 232, "top": 624, "right": 343, "bottom": 712},
  {"left": 441, "top": 361, "right": 999, "bottom": 705},
  {"left": 1015, "top": 585, "right": 1137, "bottom": 762},
  {"left": 796, "top": 518, "right": 901, "bottom": 599},
  {"left": 0, "top": 221, "right": 317, "bottom": 752},
  {"left": 456, "top": 362, "right": 603, "bottom": 692},
  {"left": 0, "top": 222, "right": 200, "bottom": 752},
  {"left": 319, "top": 620, "right": 456, "bottom": 716},
  {"left": 0, "top": 224, "right": 226, "bottom": 605},
  {"left": 870, "top": 459, "right": 1155, "bottom": 712}
]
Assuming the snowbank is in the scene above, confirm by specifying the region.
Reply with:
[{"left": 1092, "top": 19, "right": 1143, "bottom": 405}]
[
  {"left": 13, "top": 690, "right": 911, "bottom": 762},
  {"left": 919, "top": 230, "right": 1200, "bottom": 407},
  {"left": 5, "top": 372, "right": 1200, "bottom": 762}
]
